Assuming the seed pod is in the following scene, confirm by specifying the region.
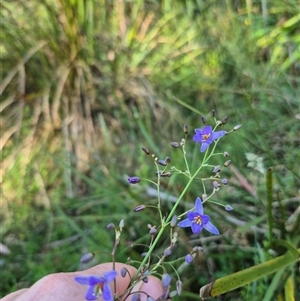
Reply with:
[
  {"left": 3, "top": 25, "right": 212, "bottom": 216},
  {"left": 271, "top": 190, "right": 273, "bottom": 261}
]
[
  {"left": 224, "top": 160, "right": 231, "bottom": 167},
  {"left": 233, "top": 124, "right": 242, "bottom": 131}
]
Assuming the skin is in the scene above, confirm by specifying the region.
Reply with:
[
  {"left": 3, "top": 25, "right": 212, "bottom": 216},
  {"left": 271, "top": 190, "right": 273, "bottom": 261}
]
[{"left": 1, "top": 263, "right": 164, "bottom": 301}]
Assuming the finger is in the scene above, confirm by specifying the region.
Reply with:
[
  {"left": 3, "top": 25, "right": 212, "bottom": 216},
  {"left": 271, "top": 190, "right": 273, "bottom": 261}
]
[{"left": 1, "top": 289, "right": 28, "bottom": 301}]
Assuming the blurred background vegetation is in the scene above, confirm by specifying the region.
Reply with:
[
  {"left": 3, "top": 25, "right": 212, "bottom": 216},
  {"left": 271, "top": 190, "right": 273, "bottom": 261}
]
[{"left": 1, "top": 0, "right": 299, "bottom": 300}]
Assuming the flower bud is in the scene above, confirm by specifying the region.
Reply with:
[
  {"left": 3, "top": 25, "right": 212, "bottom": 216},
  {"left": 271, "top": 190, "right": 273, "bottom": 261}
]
[
  {"left": 119, "top": 219, "right": 124, "bottom": 229},
  {"left": 225, "top": 204, "right": 233, "bottom": 211},
  {"left": 133, "top": 205, "right": 146, "bottom": 212},
  {"left": 160, "top": 171, "right": 171, "bottom": 177},
  {"left": 158, "top": 159, "right": 167, "bottom": 166},
  {"left": 107, "top": 223, "right": 115, "bottom": 230},
  {"left": 170, "top": 215, "right": 178, "bottom": 228},
  {"left": 164, "top": 248, "right": 172, "bottom": 257},
  {"left": 165, "top": 156, "right": 171, "bottom": 163},
  {"left": 222, "top": 116, "right": 228, "bottom": 124},
  {"left": 162, "top": 273, "right": 171, "bottom": 287},
  {"left": 142, "top": 146, "right": 150, "bottom": 155},
  {"left": 223, "top": 151, "right": 229, "bottom": 157},
  {"left": 213, "top": 165, "right": 221, "bottom": 173},
  {"left": 185, "top": 254, "right": 193, "bottom": 263},
  {"left": 213, "top": 181, "right": 219, "bottom": 189},
  {"left": 224, "top": 160, "right": 231, "bottom": 167},
  {"left": 80, "top": 252, "right": 95, "bottom": 264},
  {"left": 149, "top": 227, "right": 157, "bottom": 235},
  {"left": 128, "top": 176, "right": 141, "bottom": 184},
  {"left": 201, "top": 115, "right": 207, "bottom": 124},
  {"left": 233, "top": 124, "right": 242, "bottom": 131},
  {"left": 132, "top": 294, "right": 140, "bottom": 301},
  {"left": 171, "top": 142, "right": 179, "bottom": 148},
  {"left": 202, "top": 194, "right": 208, "bottom": 201},
  {"left": 211, "top": 109, "right": 216, "bottom": 117},
  {"left": 183, "top": 124, "right": 188, "bottom": 134},
  {"left": 142, "top": 277, "right": 148, "bottom": 283},
  {"left": 121, "top": 267, "right": 127, "bottom": 277},
  {"left": 193, "top": 246, "right": 204, "bottom": 252},
  {"left": 176, "top": 280, "right": 183, "bottom": 295},
  {"left": 221, "top": 178, "right": 228, "bottom": 185}
]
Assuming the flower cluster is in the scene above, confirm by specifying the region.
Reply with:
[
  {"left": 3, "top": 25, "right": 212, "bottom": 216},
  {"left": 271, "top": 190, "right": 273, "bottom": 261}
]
[{"left": 75, "top": 112, "right": 240, "bottom": 300}]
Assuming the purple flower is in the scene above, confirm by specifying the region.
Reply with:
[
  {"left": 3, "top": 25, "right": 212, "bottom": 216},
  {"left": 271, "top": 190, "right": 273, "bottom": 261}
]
[
  {"left": 193, "top": 125, "right": 226, "bottom": 152},
  {"left": 74, "top": 270, "right": 117, "bottom": 301},
  {"left": 127, "top": 176, "right": 141, "bottom": 184},
  {"left": 178, "top": 197, "right": 219, "bottom": 235},
  {"left": 185, "top": 254, "right": 193, "bottom": 263}
]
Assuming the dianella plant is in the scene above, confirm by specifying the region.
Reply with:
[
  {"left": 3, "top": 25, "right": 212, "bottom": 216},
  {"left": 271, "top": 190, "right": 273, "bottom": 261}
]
[{"left": 72, "top": 111, "right": 298, "bottom": 301}]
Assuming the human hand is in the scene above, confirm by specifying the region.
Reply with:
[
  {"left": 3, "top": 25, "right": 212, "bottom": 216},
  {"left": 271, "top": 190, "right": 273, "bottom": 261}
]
[{"left": 1, "top": 262, "right": 164, "bottom": 301}]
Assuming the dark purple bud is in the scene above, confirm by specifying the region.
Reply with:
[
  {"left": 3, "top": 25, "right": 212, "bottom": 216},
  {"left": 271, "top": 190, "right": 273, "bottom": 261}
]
[
  {"left": 185, "top": 254, "right": 193, "bottom": 263},
  {"left": 223, "top": 151, "right": 229, "bottom": 157},
  {"left": 142, "top": 277, "right": 148, "bottom": 283},
  {"left": 164, "top": 248, "right": 172, "bottom": 257},
  {"left": 211, "top": 109, "right": 216, "bottom": 117},
  {"left": 165, "top": 156, "right": 171, "bottom": 163},
  {"left": 121, "top": 267, "right": 127, "bottom": 277},
  {"left": 213, "top": 165, "right": 221, "bottom": 173},
  {"left": 225, "top": 205, "right": 233, "bottom": 211},
  {"left": 224, "top": 160, "right": 231, "bottom": 167},
  {"left": 183, "top": 124, "right": 188, "bottom": 134},
  {"left": 233, "top": 124, "right": 242, "bottom": 131},
  {"left": 170, "top": 215, "right": 177, "bottom": 228},
  {"left": 162, "top": 273, "right": 171, "bottom": 287},
  {"left": 222, "top": 116, "right": 228, "bottom": 124},
  {"left": 171, "top": 142, "right": 180, "bottom": 148},
  {"left": 134, "top": 205, "right": 146, "bottom": 212},
  {"left": 80, "top": 252, "right": 95, "bottom": 264},
  {"left": 107, "top": 223, "right": 115, "bottom": 230},
  {"left": 142, "top": 270, "right": 149, "bottom": 277},
  {"left": 158, "top": 159, "right": 167, "bottom": 166},
  {"left": 142, "top": 146, "right": 150, "bottom": 155},
  {"left": 201, "top": 115, "right": 207, "bottom": 124},
  {"left": 128, "top": 176, "right": 141, "bottom": 184},
  {"left": 176, "top": 280, "right": 183, "bottom": 295},
  {"left": 213, "top": 181, "right": 219, "bottom": 189}
]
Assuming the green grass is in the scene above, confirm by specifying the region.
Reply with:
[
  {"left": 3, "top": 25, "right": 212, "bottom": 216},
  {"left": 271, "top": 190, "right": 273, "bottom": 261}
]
[{"left": 1, "top": 0, "right": 299, "bottom": 299}]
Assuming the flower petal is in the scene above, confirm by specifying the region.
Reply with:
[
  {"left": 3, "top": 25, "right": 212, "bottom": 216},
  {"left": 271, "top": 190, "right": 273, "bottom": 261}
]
[
  {"left": 212, "top": 130, "right": 226, "bottom": 141},
  {"left": 103, "top": 270, "right": 117, "bottom": 282},
  {"left": 75, "top": 275, "right": 101, "bottom": 285},
  {"left": 191, "top": 223, "right": 203, "bottom": 234},
  {"left": 178, "top": 218, "right": 192, "bottom": 228},
  {"left": 102, "top": 283, "right": 114, "bottom": 301},
  {"left": 202, "top": 125, "right": 212, "bottom": 134},
  {"left": 204, "top": 221, "right": 220, "bottom": 235},
  {"left": 201, "top": 214, "right": 210, "bottom": 224},
  {"left": 200, "top": 143, "right": 209, "bottom": 152},
  {"left": 195, "top": 197, "right": 204, "bottom": 214},
  {"left": 85, "top": 285, "right": 98, "bottom": 300}
]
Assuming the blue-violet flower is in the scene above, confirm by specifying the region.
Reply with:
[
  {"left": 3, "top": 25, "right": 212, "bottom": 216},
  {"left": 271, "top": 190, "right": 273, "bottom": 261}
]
[
  {"left": 193, "top": 125, "right": 226, "bottom": 152},
  {"left": 178, "top": 197, "right": 219, "bottom": 235},
  {"left": 74, "top": 270, "right": 117, "bottom": 301},
  {"left": 128, "top": 176, "right": 141, "bottom": 184}
]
